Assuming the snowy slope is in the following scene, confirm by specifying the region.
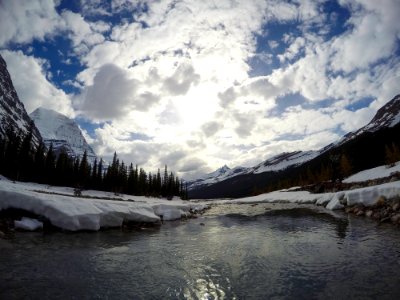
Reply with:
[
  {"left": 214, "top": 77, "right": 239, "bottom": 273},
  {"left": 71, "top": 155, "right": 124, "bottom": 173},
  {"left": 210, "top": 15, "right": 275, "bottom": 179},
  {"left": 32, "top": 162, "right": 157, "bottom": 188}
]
[
  {"left": 328, "top": 94, "right": 400, "bottom": 149},
  {"left": 343, "top": 161, "right": 400, "bottom": 183},
  {"left": 0, "top": 54, "right": 42, "bottom": 145},
  {"left": 30, "top": 107, "right": 97, "bottom": 163},
  {"left": 251, "top": 151, "right": 319, "bottom": 174},
  {"left": 186, "top": 151, "right": 318, "bottom": 191},
  {"left": 187, "top": 165, "right": 250, "bottom": 190}
]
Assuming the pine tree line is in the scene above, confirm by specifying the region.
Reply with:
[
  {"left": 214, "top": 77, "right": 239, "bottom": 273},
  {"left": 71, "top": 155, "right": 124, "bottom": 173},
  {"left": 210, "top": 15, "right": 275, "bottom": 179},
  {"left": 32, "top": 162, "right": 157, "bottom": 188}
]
[{"left": 0, "top": 125, "right": 188, "bottom": 199}]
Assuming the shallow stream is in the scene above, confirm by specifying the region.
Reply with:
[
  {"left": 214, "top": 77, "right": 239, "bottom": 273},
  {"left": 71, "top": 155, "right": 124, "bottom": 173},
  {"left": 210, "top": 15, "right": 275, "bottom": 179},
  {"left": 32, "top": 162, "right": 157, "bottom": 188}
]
[{"left": 1, "top": 203, "right": 400, "bottom": 299}]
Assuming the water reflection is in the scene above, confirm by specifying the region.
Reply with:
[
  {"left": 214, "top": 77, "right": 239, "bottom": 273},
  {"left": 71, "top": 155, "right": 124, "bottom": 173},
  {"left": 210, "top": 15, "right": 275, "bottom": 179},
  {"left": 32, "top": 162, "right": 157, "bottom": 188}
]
[
  {"left": 1, "top": 205, "right": 400, "bottom": 299},
  {"left": 222, "top": 207, "right": 349, "bottom": 239}
]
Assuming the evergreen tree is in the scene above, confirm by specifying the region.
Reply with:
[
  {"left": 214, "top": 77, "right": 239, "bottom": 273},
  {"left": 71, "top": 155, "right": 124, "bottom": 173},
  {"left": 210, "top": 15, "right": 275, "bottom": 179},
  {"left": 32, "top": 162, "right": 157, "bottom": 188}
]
[
  {"left": 91, "top": 158, "right": 98, "bottom": 189},
  {"left": 73, "top": 156, "right": 81, "bottom": 184},
  {"left": 3, "top": 128, "right": 21, "bottom": 179},
  {"left": 33, "top": 143, "right": 46, "bottom": 183},
  {"left": 385, "top": 143, "right": 400, "bottom": 166},
  {"left": 127, "top": 163, "right": 136, "bottom": 195},
  {"left": 44, "top": 144, "right": 56, "bottom": 184},
  {"left": 0, "top": 137, "right": 6, "bottom": 174},
  {"left": 339, "top": 154, "right": 353, "bottom": 180},
  {"left": 156, "top": 168, "right": 162, "bottom": 195},
  {"left": 78, "top": 150, "right": 91, "bottom": 187},
  {"left": 18, "top": 126, "right": 34, "bottom": 181},
  {"left": 96, "top": 158, "right": 104, "bottom": 190},
  {"left": 138, "top": 168, "right": 147, "bottom": 195}
]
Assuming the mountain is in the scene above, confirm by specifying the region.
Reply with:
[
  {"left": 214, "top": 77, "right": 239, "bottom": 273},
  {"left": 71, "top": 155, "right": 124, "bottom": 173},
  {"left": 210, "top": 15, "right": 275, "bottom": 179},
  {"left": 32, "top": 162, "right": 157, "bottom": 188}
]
[
  {"left": 30, "top": 107, "right": 97, "bottom": 163},
  {"left": 0, "top": 54, "right": 42, "bottom": 145},
  {"left": 188, "top": 94, "right": 400, "bottom": 199},
  {"left": 187, "top": 165, "right": 250, "bottom": 190},
  {"left": 324, "top": 94, "right": 400, "bottom": 151},
  {"left": 250, "top": 150, "right": 319, "bottom": 174},
  {"left": 186, "top": 151, "right": 318, "bottom": 191}
]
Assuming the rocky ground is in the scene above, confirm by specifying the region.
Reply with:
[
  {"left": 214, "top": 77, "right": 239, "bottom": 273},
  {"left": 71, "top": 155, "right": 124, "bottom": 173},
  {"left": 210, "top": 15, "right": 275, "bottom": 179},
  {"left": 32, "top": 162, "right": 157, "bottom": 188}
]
[
  {"left": 302, "top": 171, "right": 400, "bottom": 194},
  {"left": 344, "top": 195, "right": 400, "bottom": 225}
]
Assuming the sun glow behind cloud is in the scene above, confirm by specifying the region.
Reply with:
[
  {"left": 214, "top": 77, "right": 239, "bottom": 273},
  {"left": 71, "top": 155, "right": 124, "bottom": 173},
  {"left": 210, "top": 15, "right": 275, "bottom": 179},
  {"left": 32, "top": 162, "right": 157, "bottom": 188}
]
[{"left": 0, "top": 0, "right": 399, "bottom": 179}]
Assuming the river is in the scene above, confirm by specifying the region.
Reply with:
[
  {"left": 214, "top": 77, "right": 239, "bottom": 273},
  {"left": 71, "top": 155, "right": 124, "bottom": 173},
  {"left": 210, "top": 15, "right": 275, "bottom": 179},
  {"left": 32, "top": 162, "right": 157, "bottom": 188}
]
[{"left": 1, "top": 203, "right": 400, "bottom": 299}]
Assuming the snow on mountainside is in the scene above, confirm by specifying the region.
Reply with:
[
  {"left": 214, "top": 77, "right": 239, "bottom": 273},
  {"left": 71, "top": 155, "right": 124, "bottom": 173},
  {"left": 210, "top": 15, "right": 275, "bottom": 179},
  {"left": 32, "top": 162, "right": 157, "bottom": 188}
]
[
  {"left": 333, "top": 94, "right": 400, "bottom": 148},
  {"left": 187, "top": 165, "right": 250, "bottom": 190},
  {"left": 0, "top": 54, "right": 42, "bottom": 145},
  {"left": 186, "top": 151, "right": 318, "bottom": 191},
  {"left": 30, "top": 107, "right": 97, "bottom": 162},
  {"left": 187, "top": 94, "right": 400, "bottom": 192},
  {"left": 251, "top": 150, "right": 319, "bottom": 174}
]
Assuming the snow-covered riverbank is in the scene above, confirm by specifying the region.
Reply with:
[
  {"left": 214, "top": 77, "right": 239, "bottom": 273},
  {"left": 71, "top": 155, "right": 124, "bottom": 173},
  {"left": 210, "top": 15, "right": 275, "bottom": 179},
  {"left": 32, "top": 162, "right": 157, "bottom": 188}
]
[
  {"left": 1, "top": 162, "right": 400, "bottom": 231},
  {"left": 0, "top": 176, "right": 207, "bottom": 231}
]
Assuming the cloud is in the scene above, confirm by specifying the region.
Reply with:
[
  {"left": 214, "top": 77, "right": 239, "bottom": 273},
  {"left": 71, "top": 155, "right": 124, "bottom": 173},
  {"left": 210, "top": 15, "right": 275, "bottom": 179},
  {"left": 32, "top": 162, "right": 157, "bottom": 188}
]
[
  {"left": 80, "top": 64, "right": 140, "bottom": 120},
  {"left": 202, "top": 121, "right": 223, "bottom": 137},
  {"left": 2, "top": 0, "right": 400, "bottom": 180},
  {"left": 60, "top": 11, "right": 107, "bottom": 54},
  {"left": 163, "top": 62, "right": 200, "bottom": 96},
  {"left": 1, "top": 50, "right": 73, "bottom": 116},
  {"left": 0, "top": 0, "right": 63, "bottom": 47},
  {"left": 330, "top": 0, "right": 400, "bottom": 72},
  {"left": 234, "top": 112, "right": 256, "bottom": 138}
]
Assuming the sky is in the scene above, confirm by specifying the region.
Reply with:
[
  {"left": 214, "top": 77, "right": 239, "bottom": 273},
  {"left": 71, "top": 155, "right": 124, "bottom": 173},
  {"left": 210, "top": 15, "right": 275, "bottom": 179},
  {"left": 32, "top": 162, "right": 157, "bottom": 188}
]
[{"left": 0, "top": 0, "right": 399, "bottom": 180}]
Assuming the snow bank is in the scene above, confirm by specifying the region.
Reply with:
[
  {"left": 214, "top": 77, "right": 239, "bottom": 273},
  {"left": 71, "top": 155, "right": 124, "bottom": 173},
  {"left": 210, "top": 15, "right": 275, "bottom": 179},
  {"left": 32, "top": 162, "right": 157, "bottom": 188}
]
[
  {"left": 0, "top": 178, "right": 208, "bottom": 231},
  {"left": 344, "top": 161, "right": 400, "bottom": 183},
  {"left": 344, "top": 182, "right": 400, "bottom": 207},
  {"left": 208, "top": 181, "right": 400, "bottom": 211}
]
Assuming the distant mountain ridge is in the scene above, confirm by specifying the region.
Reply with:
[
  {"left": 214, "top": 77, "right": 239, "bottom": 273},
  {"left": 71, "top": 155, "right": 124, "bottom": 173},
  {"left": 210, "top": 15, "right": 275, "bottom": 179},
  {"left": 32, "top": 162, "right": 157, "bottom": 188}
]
[
  {"left": 0, "top": 54, "right": 42, "bottom": 145},
  {"left": 186, "top": 151, "right": 318, "bottom": 191},
  {"left": 188, "top": 94, "right": 400, "bottom": 198},
  {"left": 30, "top": 107, "right": 97, "bottom": 163}
]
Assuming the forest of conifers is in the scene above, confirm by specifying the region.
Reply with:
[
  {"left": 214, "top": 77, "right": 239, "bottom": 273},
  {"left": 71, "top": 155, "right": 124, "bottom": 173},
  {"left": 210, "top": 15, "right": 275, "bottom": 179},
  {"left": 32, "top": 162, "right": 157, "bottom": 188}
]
[{"left": 0, "top": 126, "right": 187, "bottom": 199}]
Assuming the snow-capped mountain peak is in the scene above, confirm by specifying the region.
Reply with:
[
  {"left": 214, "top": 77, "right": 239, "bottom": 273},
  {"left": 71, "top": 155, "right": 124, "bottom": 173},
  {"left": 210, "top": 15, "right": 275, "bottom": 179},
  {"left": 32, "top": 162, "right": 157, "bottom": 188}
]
[
  {"left": 0, "top": 54, "right": 42, "bottom": 145},
  {"left": 30, "top": 107, "right": 97, "bottom": 162},
  {"left": 209, "top": 165, "right": 231, "bottom": 177},
  {"left": 186, "top": 165, "right": 250, "bottom": 190},
  {"left": 367, "top": 94, "right": 400, "bottom": 129},
  {"left": 186, "top": 150, "right": 318, "bottom": 191},
  {"left": 332, "top": 94, "right": 400, "bottom": 148}
]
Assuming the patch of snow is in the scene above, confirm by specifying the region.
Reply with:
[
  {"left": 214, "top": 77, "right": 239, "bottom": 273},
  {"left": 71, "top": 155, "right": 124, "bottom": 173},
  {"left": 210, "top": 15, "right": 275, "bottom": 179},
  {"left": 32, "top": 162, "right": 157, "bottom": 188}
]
[
  {"left": 343, "top": 161, "right": 400, "bottom": 183},
  {"left": 14, "top": 217, "right": 43, "bottom": 231},
  {"left": 390, "top": 113, "right": 400, "bottom": 127},
  {"left": 326, "top": 193, "right": 344, "bottom": 210}
]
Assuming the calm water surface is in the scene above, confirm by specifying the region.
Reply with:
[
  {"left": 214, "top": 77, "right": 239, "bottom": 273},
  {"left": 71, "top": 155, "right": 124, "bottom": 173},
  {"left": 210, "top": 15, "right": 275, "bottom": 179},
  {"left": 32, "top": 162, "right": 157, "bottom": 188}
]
[{"left": 1, "top": 203, "right": 400, "bottom": 299}]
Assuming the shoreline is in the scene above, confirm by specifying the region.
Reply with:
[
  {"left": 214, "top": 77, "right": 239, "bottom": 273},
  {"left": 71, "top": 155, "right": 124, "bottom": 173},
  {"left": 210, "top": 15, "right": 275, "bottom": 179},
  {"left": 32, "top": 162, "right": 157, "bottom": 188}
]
[{"left": 1, "top": 174, "right": 400, "bottom": 234}]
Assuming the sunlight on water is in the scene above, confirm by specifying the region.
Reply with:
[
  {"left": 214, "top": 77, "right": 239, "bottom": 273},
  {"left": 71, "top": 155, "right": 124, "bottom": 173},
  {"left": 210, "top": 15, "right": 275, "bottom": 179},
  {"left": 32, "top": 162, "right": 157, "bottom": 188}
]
[{"left": 1, "top": 204, "right": 400, "bottom": 299}]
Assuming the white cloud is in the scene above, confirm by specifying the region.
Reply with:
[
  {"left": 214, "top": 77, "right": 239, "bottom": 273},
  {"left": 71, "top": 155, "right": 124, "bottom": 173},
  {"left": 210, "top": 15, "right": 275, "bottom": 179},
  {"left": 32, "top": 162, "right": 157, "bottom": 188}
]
[
  {"left": 60, "top": 11, "right": 108, "bottom": 55},
  {"left": 1, "top": 50, "right": 74, "bottom": 116},
  {"left": 268, "top": 40, "right": 279, "bottom": 49},
  {"left": 1, "top": 0, "right": 399, "bottom": 180},
  {"left": 331, "top": 0, "right": 400, "bottom": 72},
  {"left": 162, "top": 62, "right": 200, "bottom": 96},
  {"left": 0, "top": 0, "right": 63, "bottom": 47}
]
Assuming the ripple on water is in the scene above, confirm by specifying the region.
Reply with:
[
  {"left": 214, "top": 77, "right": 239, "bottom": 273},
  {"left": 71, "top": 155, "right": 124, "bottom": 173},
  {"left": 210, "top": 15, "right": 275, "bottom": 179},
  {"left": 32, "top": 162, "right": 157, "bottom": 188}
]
[{"left": 1, "top": 206, "right": 400, "bottom": 299}]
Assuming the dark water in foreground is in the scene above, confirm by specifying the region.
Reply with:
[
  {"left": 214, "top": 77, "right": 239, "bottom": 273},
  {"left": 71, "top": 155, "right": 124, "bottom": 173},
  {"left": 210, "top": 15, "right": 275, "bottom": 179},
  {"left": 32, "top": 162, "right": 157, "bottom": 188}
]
[{"left": 1, "top": 203, "right": 400, "bottom": 299}]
